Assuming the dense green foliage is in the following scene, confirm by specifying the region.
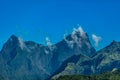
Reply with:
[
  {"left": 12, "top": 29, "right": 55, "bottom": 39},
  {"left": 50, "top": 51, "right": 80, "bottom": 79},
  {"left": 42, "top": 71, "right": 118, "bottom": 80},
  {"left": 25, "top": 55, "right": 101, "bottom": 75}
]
[{"left": 52, "top": 70, "right": 120, "bottom": 80}]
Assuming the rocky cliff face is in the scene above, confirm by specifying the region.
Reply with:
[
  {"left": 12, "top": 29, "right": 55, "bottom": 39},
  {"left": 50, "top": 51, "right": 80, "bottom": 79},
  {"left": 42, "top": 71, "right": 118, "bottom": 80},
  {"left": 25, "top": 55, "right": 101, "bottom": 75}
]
[
  {"left": 0, "top": 35, "right": 52, "bottom": 80},
  {"left": 49, "top": 27, "right": 96, "bottom": 73},
  {"left": 52, "top": 40, "right": 120, "bottom": 79},
  {"left": 0, "top": 27, "right": 96, "bottom": 80},
  {"left": 93, "top": 41, "right": 120, "bottom": 74},
  {"left": 1, "top": 28, "right": 120, "bottom": 80}
]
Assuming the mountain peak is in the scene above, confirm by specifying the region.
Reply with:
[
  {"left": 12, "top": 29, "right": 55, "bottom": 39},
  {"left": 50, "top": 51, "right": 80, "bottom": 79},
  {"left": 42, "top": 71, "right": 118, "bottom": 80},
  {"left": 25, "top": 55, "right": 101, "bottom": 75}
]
[
  {"left": 4, "top": 35, "right": 27, "bottom": 50},
  {"left": 9, "top": 34, "right": 18, "bottom": 42},
  {"left": 63, "top": 27, "right": 96, "bottom": 57},
  {"left": 10, "top": 34, "right": 17, "bottom": 38},
  {"left": 64, "top": 27, "right": 88, "bottom": 41},
  {"left": 108, "top": 40, "right": 120, "bottom": 48},
  {"left": 72, "top": 27, "right": 87, "bottom": 39},
  {"left": 111, "top": 40, "right": 118, "bottom": 44}
]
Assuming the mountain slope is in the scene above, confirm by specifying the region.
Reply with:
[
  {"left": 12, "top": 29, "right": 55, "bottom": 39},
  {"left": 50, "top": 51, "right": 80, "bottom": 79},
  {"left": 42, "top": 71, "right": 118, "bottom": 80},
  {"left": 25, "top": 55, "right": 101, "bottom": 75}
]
[
  {"left": 52, "top": 70, "right": 120, "bottom": 80},
  {"left": 49, "top": 27, "right": 96, "bottom": 73},
  {"left": 52, "top": 40, "right": 120, "bottom": 78},
  {"left": 48, "top": 54, "right": 90, "bottom": 80},
  {"left": 0, "top": 35, "right": 53, "bottom": 80},
  {"left": 0, "top": 27, "right": 96, "bottom": 80},
  {"left": 93, "top": 40, "right": 120, "bottom": 74}
]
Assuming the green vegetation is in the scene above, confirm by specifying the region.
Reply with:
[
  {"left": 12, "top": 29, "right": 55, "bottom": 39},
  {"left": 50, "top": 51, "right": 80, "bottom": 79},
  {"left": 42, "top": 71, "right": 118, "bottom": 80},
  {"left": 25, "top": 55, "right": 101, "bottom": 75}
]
[{"left": 52, "top": 70, "right": 120, "bottom": 80}]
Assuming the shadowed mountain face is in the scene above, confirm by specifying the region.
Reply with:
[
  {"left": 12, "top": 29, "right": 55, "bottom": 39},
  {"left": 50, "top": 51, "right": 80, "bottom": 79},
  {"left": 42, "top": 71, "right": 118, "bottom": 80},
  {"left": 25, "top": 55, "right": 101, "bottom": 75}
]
[
  {"left": 1, "top": 28, "right": 120, "bottom": 80},
  {"left": 0, "top": 35, "right": 53, "bottom": 80},
  {"left": 0, "top": 27, "right": 96, "bottom": 80},
  {"left": 50, "top": 29, "right": 96, "bottom": 73},
  {"left": 52, "top": 41, "right": 120, "bottom": 79},
  {"left": 93, "top": 41, "right": 120, "bottom": 74}
]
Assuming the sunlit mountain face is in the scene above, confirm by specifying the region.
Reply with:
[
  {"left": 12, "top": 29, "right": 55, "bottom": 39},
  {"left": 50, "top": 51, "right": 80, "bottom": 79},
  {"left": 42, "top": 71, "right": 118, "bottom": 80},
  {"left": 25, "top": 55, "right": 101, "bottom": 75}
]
[
  {"left": 52, "top": 40, "right": 120, "bottom": 79},
  {"left": 0, "top": 27, "right": 120, "bottom": 80},
  {"left": 0, "top": 27, "right": 96, "bottom": 80},
  {"left": 0, "top": 0, "right": 120, "bottom": 80},
  {"left": 0, "top": 0, "right": 120, "bottom": 51}
]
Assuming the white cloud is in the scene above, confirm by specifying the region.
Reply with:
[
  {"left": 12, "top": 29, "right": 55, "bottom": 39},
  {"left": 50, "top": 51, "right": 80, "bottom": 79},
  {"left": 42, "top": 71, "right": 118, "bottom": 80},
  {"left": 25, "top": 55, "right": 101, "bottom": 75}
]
[
  {"left": 78, "top": 27, "right": 85, "bottom": 36},
  {"left": 64, "top": 26, "right": 86, "bottom": 48},
  {"left": 46, "top": 37, "right": 52, "bottom": 46},
  {"left": 45, "top": 37, "right": 56, "bottom": 52},
  {"left": 92, "top": 34, "right": 102, "bottom": 47},
  {"left": 72, "top": 26, "right": 87, "bottom": 39},
  {"left": 63, "top": 33, "right": 74, "bottom": 48},
  {"left": 63, "top": 33, "right": 68, "bottom": 39}
]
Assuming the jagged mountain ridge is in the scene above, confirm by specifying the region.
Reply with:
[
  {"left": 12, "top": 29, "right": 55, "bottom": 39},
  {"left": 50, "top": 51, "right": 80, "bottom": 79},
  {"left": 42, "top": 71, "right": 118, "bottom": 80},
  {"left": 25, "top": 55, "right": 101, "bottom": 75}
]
[
  {"left": 0, "top": 27, "right": 96, "bottom": 80},
  {"left": 49, "top": 28, "right": 96, "bottom": 73},
  {"left": 0, "top": 35, "right": 52, "bottom": 80},
  {"left": 52, "top": 40, "right": 120, "bottom": 79},
  {"left": 1, "top": 27, "right": 120, "bottom": 80}
]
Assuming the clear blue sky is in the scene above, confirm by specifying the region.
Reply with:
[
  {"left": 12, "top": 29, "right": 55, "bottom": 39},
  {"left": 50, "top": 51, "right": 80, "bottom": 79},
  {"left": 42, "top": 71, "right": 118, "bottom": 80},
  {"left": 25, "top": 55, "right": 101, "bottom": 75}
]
[{"left": 0, "top": 0, "right": 120, "bottom": 50}]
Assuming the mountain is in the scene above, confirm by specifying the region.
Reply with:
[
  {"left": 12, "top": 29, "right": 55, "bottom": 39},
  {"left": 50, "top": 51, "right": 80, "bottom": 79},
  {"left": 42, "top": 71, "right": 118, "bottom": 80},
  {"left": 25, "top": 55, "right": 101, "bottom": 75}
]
[
  {"left": 52, "top": 69, "right": 120, "bottom": 80},
  {"left": 49, "top": 27, "right": 96, "bottom": 73},
  {"left": 52, "top": 40, "right": 120, "bottom": 79},
  {"left": 50, "top": 54, "right": 90, "bottom": 80},
  {"left": 0, "top": 27, "right": 96, "bottom": 80},
  {"left": 1, "top": 27, "right": 120, "bottom": 80},
  {"left": 93, "top": 40, "right": 120, "bottom": 74},
  {"left": 0, "top": 35, "right": 53, "bottom": 80}
]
